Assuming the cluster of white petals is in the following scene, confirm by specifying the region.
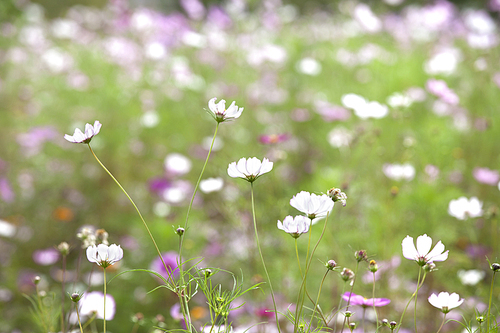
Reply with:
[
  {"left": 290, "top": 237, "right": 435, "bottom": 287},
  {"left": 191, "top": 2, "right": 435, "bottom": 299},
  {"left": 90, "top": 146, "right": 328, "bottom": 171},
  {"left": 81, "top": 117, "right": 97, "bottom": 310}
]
[
  {"left": 208, "top": 97, "right": 244, "bottom": 123},
  {"left": 277, "top": 215, "right": 311, "bottom": 238},
  {"left": 402, "top": 234, "right": 448, "bottom": 266},
  {"left": 64, "top": 120, "right": 102, "bottom": 144},
  {"left": 227, "top": 157, "right": 273, "bottom": 183},
  {"left": 290, "top": 191, "right": 334, "bottom": 221},
  {"left": 447, "top": 196, "right": 483, "bottom": 220},
  {"left": 86, "top": 244, "right": 123, "bottom": 268},
  {"left": 428, "top": 291, "right": 464, "bottom": 313}
]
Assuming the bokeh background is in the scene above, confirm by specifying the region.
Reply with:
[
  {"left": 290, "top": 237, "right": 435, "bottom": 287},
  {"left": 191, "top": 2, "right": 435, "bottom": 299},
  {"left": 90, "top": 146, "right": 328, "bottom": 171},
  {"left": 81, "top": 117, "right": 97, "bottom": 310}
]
[{"left": 1, "top": 0, "right": 500, "bottom": 332}]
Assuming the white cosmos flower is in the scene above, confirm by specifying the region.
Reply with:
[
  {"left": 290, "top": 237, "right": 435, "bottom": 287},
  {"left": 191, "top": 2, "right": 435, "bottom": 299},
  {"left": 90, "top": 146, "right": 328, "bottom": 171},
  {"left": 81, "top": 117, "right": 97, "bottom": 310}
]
[
  {"left": 64, "top": 120, "right": 102, "bottom": 144},
  {"left": 402, "top": 234, "right": 448, "bottom": 266},
  {"left": 290, "top": 191, "right": 334, "bottom": 221},
  {"left": 428, "top": 292, "right": 464, "bottom": 314},
  {"left": 86, "top": 244, "right": 123, "bottom": 268},
  {"left": 208, "top": 97, "right": 244, "bottom": 123},
  {"left": 277, "top": 215, "right": 311, "bottom": 238},
  {"left": 79, "top": 291, "right": 116, "bottom": 319},
  {"left": 227, "top": 157, "right": 273, "bottom": 183},
  {"left": 457, "top": 269, "right": 485, "bottom": 286},
  {"left": 447, "top": 196, "right": 483, "bottom": 220}
]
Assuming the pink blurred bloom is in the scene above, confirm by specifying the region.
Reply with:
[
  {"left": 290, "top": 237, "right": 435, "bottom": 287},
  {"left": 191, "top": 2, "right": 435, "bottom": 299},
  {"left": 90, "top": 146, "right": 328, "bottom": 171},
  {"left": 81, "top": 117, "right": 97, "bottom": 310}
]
[
  {"left": 0, "top": 178, "right": 15, "bottom": 202},
  {"left": 150, "top": 251, "right": 179, "bottom": 280},
  {"left": 426, "top": 79, "right": 459, "bottom": 105},
  {"left": 473, "top": 167, "right": 499, "bottom": 185},
  {"left": 259, "top": 133, "right": 289, "bottom": 144},
  {"left": 33, "top": 248, "right": 60, "bottom": 265},
  {"left": 342, "top": 292, "right": 390, "bottom": 307}
]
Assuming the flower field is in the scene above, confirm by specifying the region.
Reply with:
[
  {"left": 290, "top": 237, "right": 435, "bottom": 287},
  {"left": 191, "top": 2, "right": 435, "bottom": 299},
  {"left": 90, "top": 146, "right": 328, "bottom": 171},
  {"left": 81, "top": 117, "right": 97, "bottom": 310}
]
[{"left": 1, "top": 0, "right": 500, "bottom": 332}]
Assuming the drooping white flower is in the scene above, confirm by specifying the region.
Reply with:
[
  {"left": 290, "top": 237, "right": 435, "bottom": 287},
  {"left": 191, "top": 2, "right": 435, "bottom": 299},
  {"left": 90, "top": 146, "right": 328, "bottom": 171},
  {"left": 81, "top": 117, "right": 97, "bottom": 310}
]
[
  {"left": 448, "top": 196, "right": 483, "bottom": 220},
  {"left": 290, "top": 191, "right": 334, "bottom": 221},
  {"left": 277, "top": 215, "right": 311, "bottom": 238},
  {"left": 402, "top": 234, "right": 448, "bottom": 266},
  {"left": 86, "top": 244, "right": 123, "bottom": 268},
  {"left": 64, "top": 120, "right": 102, "bottom": 144},
  {"left": 208, "top": 97, "right": 244, "bottom": 123},
  {"left": 428, "top": 292, "right": 464, "bottom": 313},
  {"left": 227, "top": 157, "right": 273, "bottom": 183}
]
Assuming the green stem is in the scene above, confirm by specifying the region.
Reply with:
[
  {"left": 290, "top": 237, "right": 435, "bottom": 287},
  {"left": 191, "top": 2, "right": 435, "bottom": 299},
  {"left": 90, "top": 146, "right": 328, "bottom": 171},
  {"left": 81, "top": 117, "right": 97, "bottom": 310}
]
[
  {"left": 295, "top": 239, "right": 303, "bottom": 277},
  {"left": 35, "top": 283, "right": 49, "bottom": 332},
  {"left": 333, "top": 283, "right": 346, "bottom": 333},
  {"left": 61, "top": 255, "right": 67, "bottom": 333},
  {"left": 250, "top": 182, "right": 281, "bottom": 333},
  {"left": 87, "top": 145, "right": 169, "bottom": 274},
  {"left": 396, "top": 268, "right": 426, "bottom": 333},
  {"left": 435, "top": 313, "right": 446, "bottom": 333},
  {"left": 487, "top": 271, "right": 496, "bottom": 330},
  {"left": 75, "top": 302, "right": 84, "bottom": 333},
  {"left": 309, "top": 270, "right": 329, "bottom": 331},
  {"left": 372, "top": 272, "right": 379, "bottom": 332},
  {"left": 103, "top": 268, "right": 107, "bottom": 333},
  {"left": 294, "top": 219, "right": 314, "bottom": 333}
]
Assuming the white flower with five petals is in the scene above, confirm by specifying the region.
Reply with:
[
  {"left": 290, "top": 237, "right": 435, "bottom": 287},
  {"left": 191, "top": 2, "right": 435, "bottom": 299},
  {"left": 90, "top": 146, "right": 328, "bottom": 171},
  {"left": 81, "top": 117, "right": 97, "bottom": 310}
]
[
  {"left": 277, "top": 215, "right": 311, "bottom": 238},
  {"left": 402, "top": 234, "right": 448, "bottom": 266},
  {"left": 227, "top": 157, "right": 273, "bottom": 183},
  {"left": 290, "top": 191, "right": 334, "bottom": 221},
  {"left": 208, "top": 98, "right": 244, "bottom": 123},
  {"left": 64, "top": 120, "right": 102, "bottom": 144},
  {"left": 428, "top": 292, "right": 464, "bottom": 314},
  {"left": 87, "top": 244, "right": 123, "bottom": 268}
]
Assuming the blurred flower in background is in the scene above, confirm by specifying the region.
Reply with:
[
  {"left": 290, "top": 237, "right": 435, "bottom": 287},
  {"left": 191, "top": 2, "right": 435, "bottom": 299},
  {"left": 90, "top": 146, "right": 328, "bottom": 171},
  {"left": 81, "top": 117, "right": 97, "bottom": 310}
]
[{"left": 448, "top": 197, "right": 483, "bottom": 220}]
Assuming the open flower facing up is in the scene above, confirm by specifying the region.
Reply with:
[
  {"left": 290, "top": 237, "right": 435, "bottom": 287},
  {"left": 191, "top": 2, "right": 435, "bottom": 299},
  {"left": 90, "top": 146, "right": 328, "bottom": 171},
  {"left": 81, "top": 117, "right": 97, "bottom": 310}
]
[
  {"left": 342, "top": 292, "right": 391, "bottom": 308},
  {"left": 402, "top": 234, "right": 448, "bottom": 266},
  {"left": 227, "top": 157, "right": 273, "bottom": 183},
  {"left": 277, "top": 215, "right": 311, "bottom": 238},
  {"left": 448, "top": 196, "right": 483, "bottom": 220},
  {"left": 87, "top": 244, "right": 123, "bottom": 269},
  {"left": 208, "top": 97, "right": 244, "bottom": 123},
  {"left": 428, "top": 292, "right": 464, "bottom": 313},
  {"left": 64, "top": 120, "right": 102, "bottom": 144},
  {"left": 290, "top": 191, "right": 334, "bottom": 221}
]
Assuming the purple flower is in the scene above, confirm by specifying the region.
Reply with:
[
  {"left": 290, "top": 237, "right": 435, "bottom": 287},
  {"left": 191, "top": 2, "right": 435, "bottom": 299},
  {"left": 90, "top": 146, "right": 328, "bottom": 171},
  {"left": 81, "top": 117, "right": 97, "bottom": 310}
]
[
  {"left": 259, "top": 133, "right": 290, "bottom": 144},
  {"left": 473, "top": 167, "right": 500, "bottom": 186},
  {"left": 150, "top": 251, "right": 179, "bottom": 280},
  {"left": 426, "top": 79, "right": 459, "bottom": 105},
  {"left": 33, "top": 248, "right": 60, "bottom": 266},
  {"left": 342, "top": 292, "right": 390, "bottom": 308},
  {"left": 0, "top": 178, "right": 15, "bottom": 203}
]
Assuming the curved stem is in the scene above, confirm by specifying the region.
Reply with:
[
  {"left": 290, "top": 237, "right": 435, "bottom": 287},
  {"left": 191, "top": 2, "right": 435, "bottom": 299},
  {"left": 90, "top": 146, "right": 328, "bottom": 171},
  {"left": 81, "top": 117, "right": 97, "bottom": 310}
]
[
  {"left": 309, "top": 270, "right": 329, "bottom": 330},
  {"left": 340, "top": 261, "right": 359, "bottom": 333},
  {"left": 250, "top": 182, "right": 281, "bottom": 333},
  {"left": 61, "top": 255, "right": 67, "bottom": 333},
  {"left": 397, "top": 268, "right": 426, "bottom": 333},
  {"left": 435, "top": 314, "right": 446, "bottom": 333},
  {"left": 75, "top": 302, "right": 84, "bottom": 333}
]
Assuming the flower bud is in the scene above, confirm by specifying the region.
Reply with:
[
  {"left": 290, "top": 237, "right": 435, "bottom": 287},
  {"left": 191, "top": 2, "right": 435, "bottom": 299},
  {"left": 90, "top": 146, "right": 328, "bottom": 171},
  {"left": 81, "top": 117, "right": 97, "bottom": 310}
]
[
  {"left": 326, "top": 259, "right": 337, "bottom": 270},
  {"left": 327, "top": 187, "right": 347, "bottom": 206},
  {"left": 132, "top": 312, "right": 144, "bottom": 323},
  {"left": 382, "top": 319, "right": 389, "bottom": 326},
  {"left": 369, "top": 260, "right": 378, "bottom": 272},
  {"left": 204, "top": 269, "right": 213, "bottom": 278},
  {"left": 491, "top": 263, "right": 500, "bottom": 272},
  {"left": 390, "top": 321, "right": 397, "bottom": 330},
  {"left": 176, "top": 227, "right": 185, "bottom": 236},
  {"left": 476, "top": 315, "right": 485, "bottom": 324},
  {"left": 341, "top": 268, "right": 355, "bottom": 282},
  {"left": 355, "top": 250, "right": 367, "bottom": 262},
  {"left": 423, "top": 262, "right": 437, "bottom": 272},
  {"left": 344, "top": 310, "right": 352, "bottom": 318},
  {"left": 70, "top": 292, "right": 83, "bottom": 302},
  {"left": 58, "top": 242, "right": 70, "bottom": 256},
  {"left": 349, "top": 322, "right": 356, "bottom": 331},
  {"left": 34, "top": 276, "right": 41, "bottom": 285}
]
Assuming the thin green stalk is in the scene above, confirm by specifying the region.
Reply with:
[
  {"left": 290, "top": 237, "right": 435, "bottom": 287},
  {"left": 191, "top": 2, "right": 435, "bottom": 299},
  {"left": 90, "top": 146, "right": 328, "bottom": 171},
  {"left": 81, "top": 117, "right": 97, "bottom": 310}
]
[
  {"left": 487, "top": 271, "right": 496, "bottom": 330},
  {"left": 294, "top": 219, "right": 314, "bottom": 333},
  {"left": 333, "top": 283, "right": 347, "bottom": 333},
  {"left": 295, "top": 240, "right": 303, "bottom": 277},
  {"left": 362, "top": 307, "right": 366, "bottom": 333},
  {"left": 413, "top": 268, "right": 422, "bottom": 333},
  {"left": 396, "top": 268, "right": 427, "bottom": 333},
  {"left": 87, "top": 145, "right": 168, "bottom": 272},
  {"left": 61, "top": 255, "right": 67, "bottom": 333},
  {"left": 75, "top": 302, "right": 84, "bottom": 333},
  {"left": 103, "top": 268, "right": 107, "bottom": 333},
  {"left": 372, "top": 272, "right": 379, "bottom": 332},
  {"left": 35, "top": 283, "right": 49, "bottom": 332},
  {"left": 250, "top": 182, "right": 281, "bottom": 333},
  {"left": 435, "top": 314, "right": 446, "bottom": 333},
  {"left": 308, "top": 270, "right": 329, "bottom": 331}
]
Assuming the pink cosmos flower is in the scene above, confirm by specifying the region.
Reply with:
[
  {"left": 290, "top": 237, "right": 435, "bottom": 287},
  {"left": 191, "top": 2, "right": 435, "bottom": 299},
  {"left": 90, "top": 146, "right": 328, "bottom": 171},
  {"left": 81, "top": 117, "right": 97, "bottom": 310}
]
[
  {"left": 64, "top": 121, "right": 102, "bottom": 144},
  {"left": 342, "top": 292, "right": 390, "bottom": 308},
  {"left": 473, "top": 167, "right": 500, "bottom": 186},
  {"left": 402, "top": 234, "right": 448, "bottom": 266}
]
